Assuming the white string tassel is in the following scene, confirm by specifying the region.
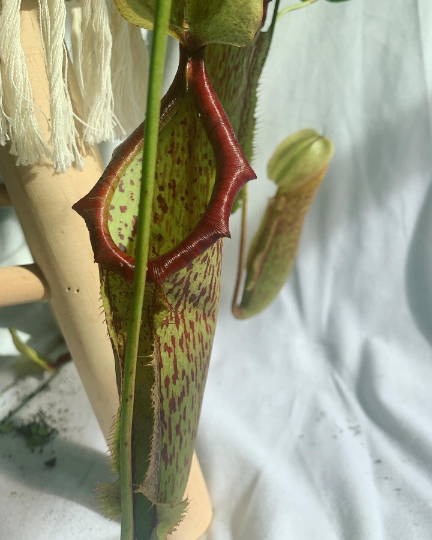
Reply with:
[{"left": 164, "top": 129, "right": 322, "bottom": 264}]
[
  {"left": 0, "top": 0, "right": 50, "bottom": 166},
  {"left": 80, "top": 0, "right": 121, "bottom": 144},
  {"left": 38, "top": 0, "right": 85, "bottom": 172},
  {"left": 110, "top": 2, "right": 149, "bottom": 136}
]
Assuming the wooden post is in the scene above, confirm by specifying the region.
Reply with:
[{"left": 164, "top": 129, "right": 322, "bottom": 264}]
[
  {"left": 0, "top": 1, "right": 212, "bottom": 538},
  {"left": 1, "top": 0, "right": 118, "bottom": 439},
  {"left": 0, "top": 264, "right": 50, "bottom": 306}
]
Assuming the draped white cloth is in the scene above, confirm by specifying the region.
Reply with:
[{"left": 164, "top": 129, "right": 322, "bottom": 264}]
[{"left": 1, "top": 1, "right": 432, "bottom": 538}]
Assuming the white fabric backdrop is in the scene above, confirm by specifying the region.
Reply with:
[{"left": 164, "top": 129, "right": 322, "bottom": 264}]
[{"left": 1, "top": 0, "right": 432, "bottom": 538}]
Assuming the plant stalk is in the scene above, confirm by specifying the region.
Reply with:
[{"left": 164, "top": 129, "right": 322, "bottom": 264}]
[
  {"left": 232, "top": 186, "right": 248, "bottom": 318},
  {"left": 119, "top": 1, "right": 173, "bottom": 538}
]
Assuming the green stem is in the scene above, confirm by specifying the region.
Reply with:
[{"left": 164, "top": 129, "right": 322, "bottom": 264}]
[
  {"left": 119, "top": 2, "right": 173, "bottom": 539},
  {"left": 232, "top": 186, "right": 248, "bottom": 318},
  {"left": 277, "top": 0, "right": 320, "bottom": 20}
]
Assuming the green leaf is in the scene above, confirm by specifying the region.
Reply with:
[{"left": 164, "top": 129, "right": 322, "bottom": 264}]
[
  {"left": 234, "top": 130, "right": 334, "bottom": 319},
  {"left": 8, "top": 327, "right": 55, "bottom": 373},
  {"left": 278, "top": 0, "right": 319, "bottom": 19},
  {"left": 113, "top": 0, "right": 263, "bottom": 48}
]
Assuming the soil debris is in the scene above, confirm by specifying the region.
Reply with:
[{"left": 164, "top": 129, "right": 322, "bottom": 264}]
[
  {"left": 44, "top": 457, "right": 57, "bottom": 468},
  {"left": 0, "top": 411, "right": 57, "bottom": 449}
]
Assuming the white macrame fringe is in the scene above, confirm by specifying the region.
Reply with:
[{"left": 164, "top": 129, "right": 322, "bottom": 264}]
[
  {"left": 110, "top": 2, "right": 149, "bottom": 137},
  {"left": 79, "top": 0, "right": 122, "bottom": 144},
  {"left": 0, "top": 0, "right": 149, "bottom": 171},
  {"left": 38, "top": 0, "right": 85, "bottom": 172},
  {"left": 0, "top": 0, "right": 51, "bottom": 166}
]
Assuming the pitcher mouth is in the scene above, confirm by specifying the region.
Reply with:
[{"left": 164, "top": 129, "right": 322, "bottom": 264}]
[{"left": 73, "top": 45, "right": 256, "bottom": 284}]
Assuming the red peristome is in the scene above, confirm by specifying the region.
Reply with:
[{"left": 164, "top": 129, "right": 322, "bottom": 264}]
[{"left": 73, "top": 45, "right": 256, "bottom": 284}]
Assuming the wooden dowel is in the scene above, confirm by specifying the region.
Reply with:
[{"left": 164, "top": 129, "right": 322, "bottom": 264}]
[{"left": 0, "top": 264, "right": 50, "bottom": 306}]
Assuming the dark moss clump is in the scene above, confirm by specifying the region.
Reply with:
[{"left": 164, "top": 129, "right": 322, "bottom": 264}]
[
  {"left": 0, "top": 421, "right": 15, "bottom": 434},
  {"left": 0, "top": 411, "right": 57, "bottom": 449}
]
